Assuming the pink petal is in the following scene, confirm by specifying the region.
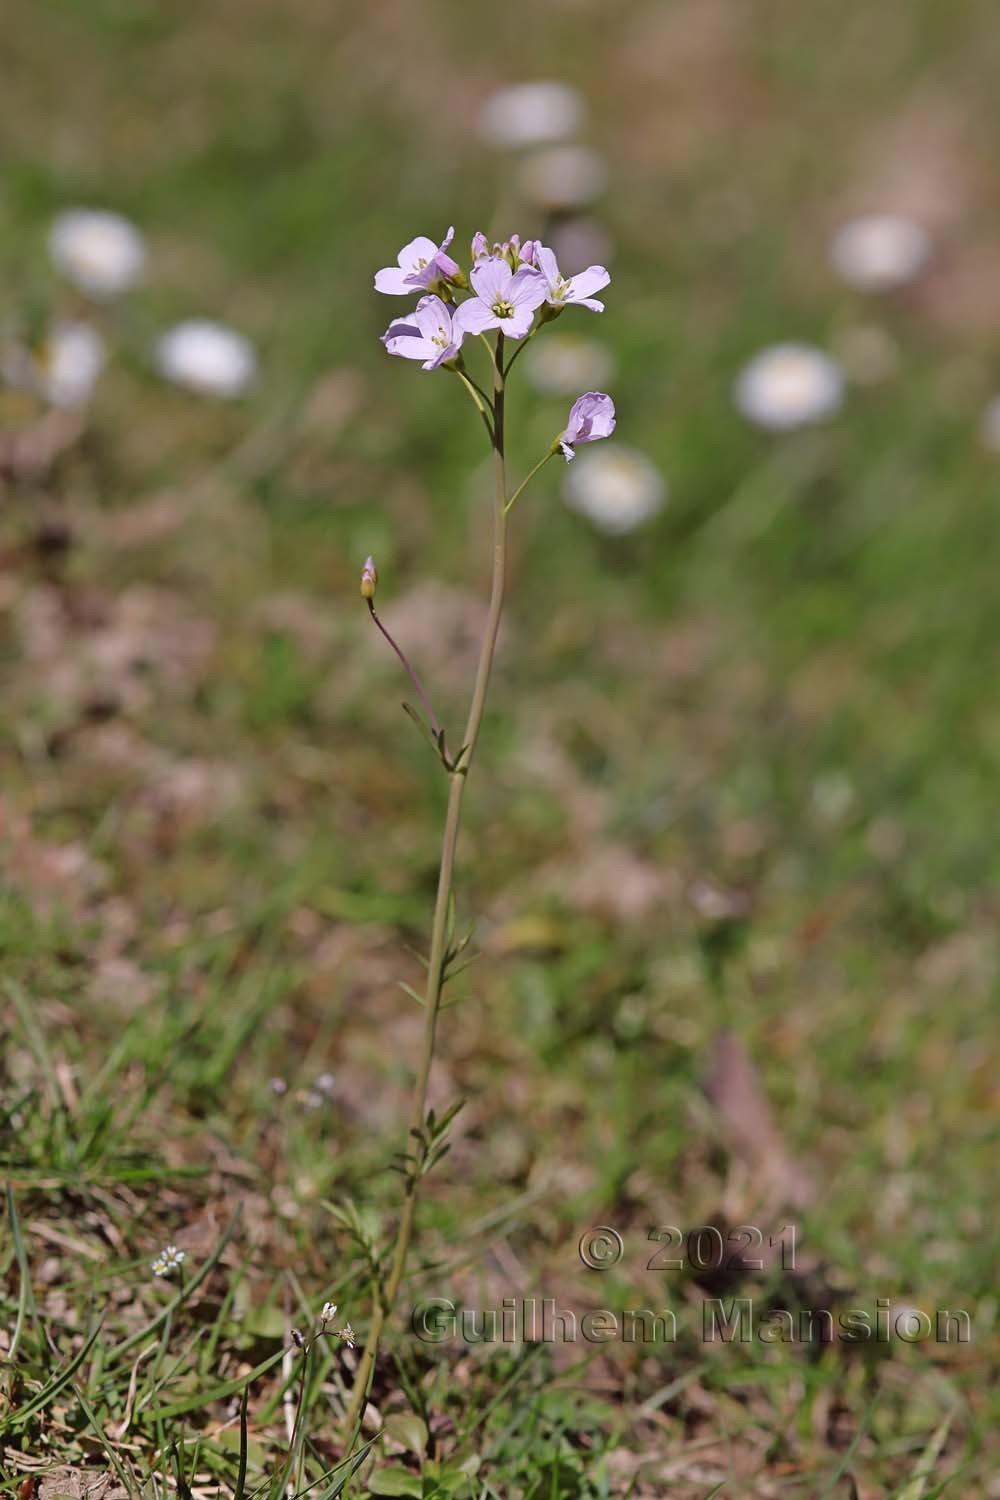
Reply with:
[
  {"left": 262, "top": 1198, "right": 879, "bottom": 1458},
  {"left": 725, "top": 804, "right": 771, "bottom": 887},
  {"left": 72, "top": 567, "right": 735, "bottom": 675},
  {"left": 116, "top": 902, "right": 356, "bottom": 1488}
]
[
  {"left": 375, "top": 267, "right": 417, "bottom": 295},
  {"left": 398, "top": 236, "right": 439, "bottom": 269},
  {"left": 576, "top": 296, "right": 605, "bottom": 312},
  {"left": 566, "top": 267, "right": 611, "bottom": 301},
  {"left": 470, "top": 257, "right": 512, "bottom": 304},
  {"left": 412, "top": 295, "right": 452, "bottom": 340},
  {"left": 454, "top": 299, "right": 497, "bottom": 335},
  {"left": 384, "top": 333, "right": 437, "bottom": 362},
  {"left": 503, "top": 305, "right": 536, "bottom": 339},
  {"left": 508, "top": 268, "right": 548, "bottom": 310},
  {"left": 536, "top": 246, "right": 560, "bottom": 288}
]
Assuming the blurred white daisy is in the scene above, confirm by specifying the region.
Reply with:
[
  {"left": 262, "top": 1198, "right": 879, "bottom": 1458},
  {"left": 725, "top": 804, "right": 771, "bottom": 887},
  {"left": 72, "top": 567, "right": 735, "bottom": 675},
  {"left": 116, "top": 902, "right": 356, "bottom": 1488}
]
[
  {"left": 48, "top": 208, "right": 146, "bottom": 299},
  {"left": 734, "top": 343, "right": 844, "bottom": 431},
  {"left": 829, "top": 214, "right": 931, "bottom": 293},
  {"left": 563, "top": 446, "right": 666, "bottom": 535},
  {"left": 1, "top": 322, "right": 106, "bottom": 409},
  {"left": 980, "top": 395, "right": 1000, "bottom": 452},
  {"left": 523, "top": 333, "right": 616, "bottom": 396},
  {"left": 151, "top": 1244, "right": 185, "bottom": 1277},
  {"left": 41, "top": 322, "right": 107, "bottom": 408},
  {"left": 478, "top": 81, "right": 585, "bottom": 149},
  {"left": 517, "top": 146, "right": 608, "bottom": 211},
  {"left": 154, "top": 320, "right": 257, "bottom": 399}
]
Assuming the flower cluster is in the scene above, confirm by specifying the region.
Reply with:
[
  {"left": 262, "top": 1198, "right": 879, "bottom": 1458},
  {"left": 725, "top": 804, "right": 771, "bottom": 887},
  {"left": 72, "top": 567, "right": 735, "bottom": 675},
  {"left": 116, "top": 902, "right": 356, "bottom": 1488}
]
[
  {"left": 151, "top": 1244, "right": 185, "bottom": 1278},
  {"left": 290, "top": 1301, "right": 356, "bottom": 1354},
  {"left": 376, "top": 227, "right": 615, "bottom": 460}
]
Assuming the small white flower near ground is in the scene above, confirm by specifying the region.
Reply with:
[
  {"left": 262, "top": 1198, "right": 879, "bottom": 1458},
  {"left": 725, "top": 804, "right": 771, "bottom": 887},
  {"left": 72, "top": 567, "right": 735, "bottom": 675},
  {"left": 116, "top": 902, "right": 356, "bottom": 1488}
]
[
  {"left": 517, "top": 146, "right": 608, "bottom": 211},
  {"left": 41, "top": 322, "right": 107, "bottom": 408},
  {"left": 734, "top": 343, "right": 845, "bottom": 431},
  {"left": 320, "top": 1301, "right": 338, "bottom": 1323},
  {"left": 563, "top": 446, "right": 666, "bottom": 535},
  {"left": 828, "top": 214, "right": 931, "bottom": 293},
  {"left": 48, "top": 208, "right": 146, "bottom": 298},
  {"left": 151, "top": 1244, "right": 185, "bottom": 1277},
  {"left": 478, "top": 81, "right": 585, "bottom": 149},
  {"left": 980, "top": 395, "right": 1000, "bottom": 452},
  {"left": 523, "top": 333, "right": 616, "bottom": 396},
  {"left": 154, "top": 320, "right": 257, "bottom": 399}
]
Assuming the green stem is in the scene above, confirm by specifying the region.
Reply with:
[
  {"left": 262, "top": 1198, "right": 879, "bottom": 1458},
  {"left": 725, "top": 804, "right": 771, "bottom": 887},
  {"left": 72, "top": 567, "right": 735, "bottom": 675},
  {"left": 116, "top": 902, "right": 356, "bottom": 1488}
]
[
  {"left": 340, "top": 333, "right": 509, "bottom": 1448},
  {"left": 505, "top": 449, "right": 556, "bottom": 514},
  {"left": 455, "top": 369, "right": 494, "bottom": 443},
  {"left": 366, "top": 599, "right": 446, "bottom": 747}
]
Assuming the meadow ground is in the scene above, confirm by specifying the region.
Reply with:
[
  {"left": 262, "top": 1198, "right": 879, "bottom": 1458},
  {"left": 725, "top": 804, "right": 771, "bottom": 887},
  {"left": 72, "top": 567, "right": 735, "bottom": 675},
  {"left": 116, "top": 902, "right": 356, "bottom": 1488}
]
[{"left": 2, "top": 0, "right": 1000, "bottom": 1495}]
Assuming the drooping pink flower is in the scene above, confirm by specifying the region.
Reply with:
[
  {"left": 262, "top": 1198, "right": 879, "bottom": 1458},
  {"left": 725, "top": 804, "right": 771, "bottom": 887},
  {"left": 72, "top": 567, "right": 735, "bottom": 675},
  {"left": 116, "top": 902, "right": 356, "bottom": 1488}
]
[
  {"left": 381, "top": 296, "right": 464, "bottom": 370},
  {"left": 559, "top": 391, "right": 616, "bottom": 460},
  {"left": 374, "top": 228, "right": 460, "bottom": 295},
  {"left": 536, "top": 244, "right": 610, "bottom": 312},
  {"left": 454, "top": 258, "right": 548, "bottom": 339}
]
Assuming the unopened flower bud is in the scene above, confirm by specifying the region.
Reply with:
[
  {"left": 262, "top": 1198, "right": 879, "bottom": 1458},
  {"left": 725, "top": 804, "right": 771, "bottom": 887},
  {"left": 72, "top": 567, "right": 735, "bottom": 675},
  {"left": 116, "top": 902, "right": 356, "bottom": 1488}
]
[
  {"left": 360, "top": 556, "right": 378, "bottom": 600},
  {"left": 290, "top": 1327, "right": 305, "bottom": 1348}
]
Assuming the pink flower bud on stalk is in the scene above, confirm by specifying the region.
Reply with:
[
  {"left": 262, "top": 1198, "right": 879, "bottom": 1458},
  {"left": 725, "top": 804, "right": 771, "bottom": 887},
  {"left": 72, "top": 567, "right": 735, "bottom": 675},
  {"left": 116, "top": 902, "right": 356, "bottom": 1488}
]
[{"left": 360, "top": 555, "right": 377, "bottom": 600}]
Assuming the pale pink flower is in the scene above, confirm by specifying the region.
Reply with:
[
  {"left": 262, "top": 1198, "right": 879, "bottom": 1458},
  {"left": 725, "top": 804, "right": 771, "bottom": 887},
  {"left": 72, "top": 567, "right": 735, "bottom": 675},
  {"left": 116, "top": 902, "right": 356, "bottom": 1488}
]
[
  {"left": 453, "top": 258, "right": 547, "bottom": 339},
  {"left": 374, "top": 228, "right": 459, "bottom": 295},
  {"left": 559, "top": 391, "right": 616, "bottom": 460},
  {"left": 381, "top": 296, "right": 464, "bottom": 370},
  {"left": 536, "top": 244, "right": 610, "bottom": 312}
]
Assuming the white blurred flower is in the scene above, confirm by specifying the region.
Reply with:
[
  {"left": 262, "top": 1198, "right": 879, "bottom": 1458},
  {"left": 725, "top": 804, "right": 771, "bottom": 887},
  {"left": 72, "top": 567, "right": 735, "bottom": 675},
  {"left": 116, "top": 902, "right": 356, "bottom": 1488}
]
[
  {"left": 478, "top": 81, "right": 585, "bottom": 149},
  {"left": 829, "top": 214, "right": 931, "bottom": 293},
  {"left": 1, "top": 322, "right": 106, "bottom": 409},
  {"left": 151, "top": 1244, "right": 185, "bottom": 1277},
  {"left": 734, "top": 343, "right": 844, "bottom": 431},
  {"left": 154, "top": 320, "right": 257, "bottom": 399},
  {"left": 980, "top": 395, "right": 1000, "bottom": 452},
  {"left": 523, "top": 333, "right": 616, "bottom": 396},
  {"left": 41, "top": 322, "right": 107, "bottom": 408},
  {"left": 320, "top": 1301, "right": 338, "bottom": 1323},
  {"left": 517, "top": 147, "right": 608, "bottom": 211},
  {"left": 48, "top": 208, "right": 146, "bottom": 299},
  {"left": 563, "top": 446, "right": 666, "bottom": 535}
]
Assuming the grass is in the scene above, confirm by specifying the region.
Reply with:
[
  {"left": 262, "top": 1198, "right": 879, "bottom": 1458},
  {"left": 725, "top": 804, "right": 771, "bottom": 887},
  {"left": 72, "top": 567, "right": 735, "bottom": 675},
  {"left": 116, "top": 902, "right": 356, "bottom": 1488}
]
[{"left": 2, "top": 0, "right": 1000, "bottom": 1493}]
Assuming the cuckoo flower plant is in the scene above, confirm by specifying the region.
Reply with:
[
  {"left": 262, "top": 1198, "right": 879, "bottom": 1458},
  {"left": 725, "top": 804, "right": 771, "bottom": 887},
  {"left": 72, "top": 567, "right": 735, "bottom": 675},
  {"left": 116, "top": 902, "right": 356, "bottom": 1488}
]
[{"left": 342, "top": 223, "right": 618, "bottom": 1451}]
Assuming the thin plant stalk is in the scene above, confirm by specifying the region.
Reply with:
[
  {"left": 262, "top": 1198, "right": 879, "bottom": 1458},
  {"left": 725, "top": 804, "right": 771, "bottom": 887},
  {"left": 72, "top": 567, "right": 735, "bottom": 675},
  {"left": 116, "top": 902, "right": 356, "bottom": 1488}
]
[{"left": 340, "top": 333, "right": 509, "bottom": 1448}]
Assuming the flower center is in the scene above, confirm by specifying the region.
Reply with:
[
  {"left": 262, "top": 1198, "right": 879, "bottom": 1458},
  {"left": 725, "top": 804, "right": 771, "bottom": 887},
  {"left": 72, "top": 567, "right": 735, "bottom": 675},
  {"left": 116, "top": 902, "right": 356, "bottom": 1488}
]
[
  {"left": 553, "top": 276, "right": 572, "bottom": 301},
  {"left": 414, "top": 256, "right": 429, "bottom": 269},
  {"left": 431, "top": 326, "right": 450, "bottom": 348},
  {"left": 491, "top": 298, "right": 515, "bottom": 319}
]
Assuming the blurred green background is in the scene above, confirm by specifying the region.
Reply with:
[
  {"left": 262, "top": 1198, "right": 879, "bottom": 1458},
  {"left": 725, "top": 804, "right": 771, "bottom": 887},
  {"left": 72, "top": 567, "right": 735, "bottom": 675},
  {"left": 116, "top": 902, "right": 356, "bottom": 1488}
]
[{"left": 2, "top": 1, "right": 999, "bottom": 1494}]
